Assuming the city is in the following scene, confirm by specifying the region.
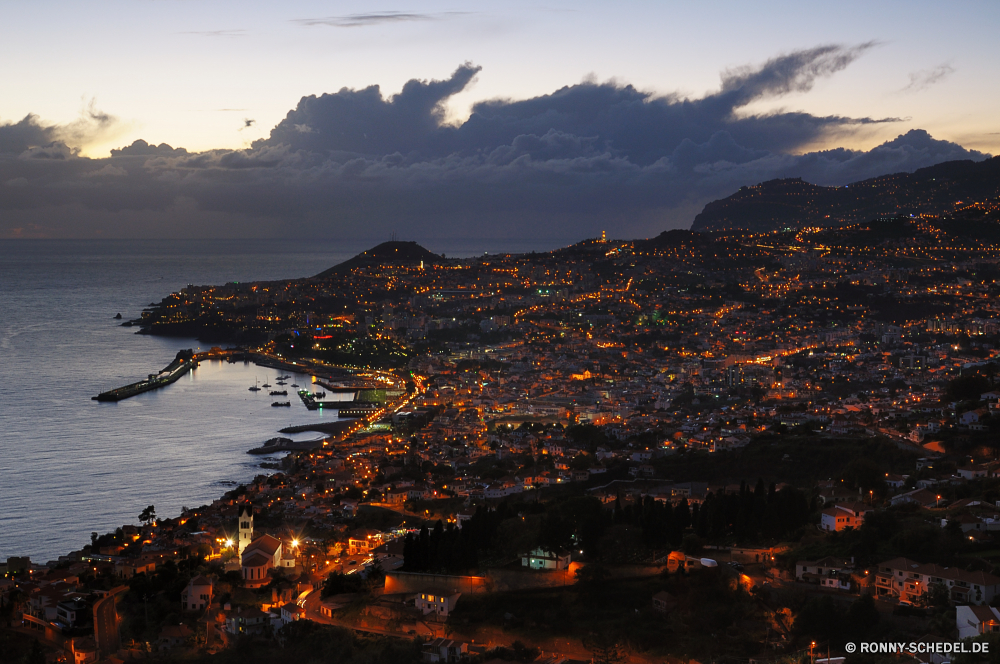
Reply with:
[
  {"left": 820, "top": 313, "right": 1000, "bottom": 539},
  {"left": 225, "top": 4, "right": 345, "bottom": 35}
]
[{"left": 7, "top": 199, "right": 1000, "bottom": 662}]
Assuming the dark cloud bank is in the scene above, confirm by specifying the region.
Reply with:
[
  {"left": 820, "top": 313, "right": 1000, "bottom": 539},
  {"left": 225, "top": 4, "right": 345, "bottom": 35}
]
[{"left": 0, "top": 45, "right": 988, "bottom": 240}]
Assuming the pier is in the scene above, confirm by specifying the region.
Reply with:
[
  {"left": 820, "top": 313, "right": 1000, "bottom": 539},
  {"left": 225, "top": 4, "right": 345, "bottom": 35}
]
[
  {"left": 92, "top": 352, "right": 196, "bottom": 402},
  {"left": 247, "top": 436, "right": 327, "bottom": 455}
]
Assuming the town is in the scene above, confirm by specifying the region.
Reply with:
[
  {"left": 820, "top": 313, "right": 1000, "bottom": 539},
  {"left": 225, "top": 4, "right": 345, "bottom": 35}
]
[{"left": 8, "top": 210, "right": 1000, "bottom": 664}]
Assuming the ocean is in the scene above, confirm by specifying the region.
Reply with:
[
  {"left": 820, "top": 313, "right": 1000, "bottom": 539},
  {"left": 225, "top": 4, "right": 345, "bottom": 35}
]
[{"left": 0, "top": 238, "right": 565, "bottom": 563}]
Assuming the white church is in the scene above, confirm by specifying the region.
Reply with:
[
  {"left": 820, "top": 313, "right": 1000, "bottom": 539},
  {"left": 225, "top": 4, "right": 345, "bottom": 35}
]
[{"left": 235, "top": 504, "right": 297, "bottom": 587}]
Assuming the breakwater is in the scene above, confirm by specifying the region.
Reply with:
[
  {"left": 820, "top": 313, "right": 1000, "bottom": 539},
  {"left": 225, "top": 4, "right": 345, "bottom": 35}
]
[
  {"left": 247, "top": 436, "right": 327, "bottom": 455},
  {"left": 92, "top": 352, "right": 196, "bottom": 402}
]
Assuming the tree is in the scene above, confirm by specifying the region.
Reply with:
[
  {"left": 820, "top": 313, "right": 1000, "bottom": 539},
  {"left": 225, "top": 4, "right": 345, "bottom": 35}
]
[
  {"left": 321, "top": 572, "right": 366, "bottom": 598},
  {"left": 922, "top": 582, "right": 950, "bottom": 609},
  {"left": 24, "top": 639, "right": 45, "bottom": 664},
  {"left": 846, "top": 594, "right": 880, "bottom": 640},
  {"left": 366, "top": 557, "right": 386, "bottom": 588},
  {"left": 138, "top": 505, "right": 156, "bottom": 526},
  {"left": 583, "top": 634, "right": 627, "bottom": 664}
]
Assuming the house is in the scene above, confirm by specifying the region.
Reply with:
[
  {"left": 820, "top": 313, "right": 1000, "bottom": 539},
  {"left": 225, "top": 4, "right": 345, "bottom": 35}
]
[
  {"left": 874, "top": 557, "right": 1000, "bottom": 605},
  {"left": 961, "top": 409, "right": 988, "bottom": 426},
  {"left": 957, "top": 605, "right": 1000, "bottom": 639},
  {"left": 56, "top": 598, "right": 89, "bottom": 628},
  {"left": 320, "top": 593, "right": 362, "bottom": 617},
  {"left": 521, "top": 547, "right": 571, "bottom": 570},
  {"left": 241, "top": 534, "right": 283, "bottom": 586},
  {"left": 820, "top": 502, "right": 873, "bottom": 532},
  {"left": 958, "top": 464, "right": 989, "bottom": 480},
  {"left": 181, "top": 575, "right": 213, "bottom": 612},
  {"left": 796, "top": 558, "right": 854, "bottom": 581},
  {"left": 384, "top": 488, "right": 409, "bottom": 505},
  {"left": 415, "top": 591, "right": 461, "bottom": 618},
  {"left": 348, "top": 529, "right": 384, "bottom": 557},
  {"left": 115, "top": 559, "right": 156, "bottom": 579},
  {"left": 455, "top": 507, "right": 476, "bottom": 528},
  {"left": 422, "top": 638, "right": 469, "bottom": 663},
  {"left": 817, "top": 487, "right": 859, "bottom": 505},
  {"left": 158, "top": 624, "right": 193, "bottom": 650},
  {"left": 652, "top": 591, "right": 677, "bottom": 614},
  {"left": 67, "top": 637, "right": 99, "bottom": 664},
  {"left": 885, "top": 474, "right": 909, "bottom": 489},
  {"left": 890, "top": 488, "right": 942, "bottom": 509},
  {"left": 278, "top": 602, "right": 305, "bottom": 625},
  {"left": 224, "top": 606, "right": 270, "bottom": 635}
]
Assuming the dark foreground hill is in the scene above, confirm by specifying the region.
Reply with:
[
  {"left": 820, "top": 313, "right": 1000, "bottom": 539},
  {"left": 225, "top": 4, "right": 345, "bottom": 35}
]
[
  {"left": 691, "top": 156, "right": 1000, "bottom": 233},
  {"left": 314, "top": 241, "right": 443, "bottom": 278}
]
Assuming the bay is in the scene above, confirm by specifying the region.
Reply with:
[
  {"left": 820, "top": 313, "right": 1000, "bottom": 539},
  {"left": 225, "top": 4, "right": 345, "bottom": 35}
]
[{"left": 0, "top": 237, "right": 561, "bottom": 563}]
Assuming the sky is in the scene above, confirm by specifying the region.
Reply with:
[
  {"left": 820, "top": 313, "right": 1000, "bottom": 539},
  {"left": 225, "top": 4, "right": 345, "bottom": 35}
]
[{"left": 1, "top": 0, "right": 997, "bottom": 242}]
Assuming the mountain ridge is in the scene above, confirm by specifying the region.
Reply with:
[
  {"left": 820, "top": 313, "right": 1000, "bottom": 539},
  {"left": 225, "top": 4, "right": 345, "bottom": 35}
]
[{"left": 691, "top": 156, "right": 1000, "bottom": 233}]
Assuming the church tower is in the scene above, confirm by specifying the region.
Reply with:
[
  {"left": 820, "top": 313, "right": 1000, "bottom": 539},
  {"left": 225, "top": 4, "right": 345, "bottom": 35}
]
[{"left": 237, "top": 504, "right": 253, "bottom": 556}]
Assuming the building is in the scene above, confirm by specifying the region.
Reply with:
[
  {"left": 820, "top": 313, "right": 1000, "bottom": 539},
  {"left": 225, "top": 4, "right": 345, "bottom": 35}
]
[
  {"left": 652, "top": 591, "right": 677, "bottom": 613},
  {"left": 422, "top": 638, "right": 469, "bottom": 663},
  {"left": 224, "top": 606, "right": 270, "bottom": 636},
  {"left": 796, "top": 558, "right": 854, "bottom": 581},
  {"left": 348, "top": 529, "right": 384, "bottom": 557},
  {"left": 957, "top": 605, "right": 1000, "bottom": 639},
  {"left": 181, "top": 575, "right": 213, "bottom": 612},
  {"left": 241, "top": 534, "right": 283, "bottom": 586},
  {"left": 157, "top": 624, "right": 193, "bottom": 651},
  {"left": 521, "top": 547, "right": 571, "bottom": 570},
  {"left": 278, "top": 602, "right": 305, "bottom": 625},
  {"left": 820, "top": 503, "right": 873, "bottom": 532},
  {"left": 237, "top": 504, "right": 253, "bottom": 556},
  {"left": 875, "top": 557, "right": 1000, "bottom": 605},
  {"left": 415, "top": 592, "right": 461, "bottom": 618}
]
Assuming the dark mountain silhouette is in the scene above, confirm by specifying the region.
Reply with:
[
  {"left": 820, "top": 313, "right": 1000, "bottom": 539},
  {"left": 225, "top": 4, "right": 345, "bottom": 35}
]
[
  {"left": 314, "top": 241, "right": 443, "bottom": 278},
  {"left": 691, "top": 156, "right": 1000, "bottom": 233}
]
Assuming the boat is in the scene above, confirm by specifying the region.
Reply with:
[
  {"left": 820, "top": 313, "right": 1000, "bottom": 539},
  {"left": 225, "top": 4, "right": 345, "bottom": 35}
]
[
  {"left": 277, "top": 374, "right": 291, "bottom": 380},
  {"left": 248, "top": 377, "right": 261, "bottom": 392},
  {"left": 271, "top": 401, "right": 291, "bottom": 407},
  {"left": 291, "top": 383, "right": 299, "bottom": 387},
  {"left": 262, "top": 382, "right": 271, "bottom": 388},
  {"left": 269, "top": 390, "right": 287, "bottom": 396}
]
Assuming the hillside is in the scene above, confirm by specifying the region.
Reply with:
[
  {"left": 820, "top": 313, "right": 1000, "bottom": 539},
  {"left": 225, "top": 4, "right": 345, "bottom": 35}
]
[
  {"left": 690, "top": 156, "right": 1000, "bottom": 232},
  {"left": 314, "top": 241, "right": 443, "bottom": 278}
]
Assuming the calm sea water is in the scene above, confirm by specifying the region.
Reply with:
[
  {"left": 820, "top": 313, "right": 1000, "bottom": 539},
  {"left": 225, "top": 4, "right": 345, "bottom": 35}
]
[{"left": 0, "top": 238, "right": 564, "bottom": 563}]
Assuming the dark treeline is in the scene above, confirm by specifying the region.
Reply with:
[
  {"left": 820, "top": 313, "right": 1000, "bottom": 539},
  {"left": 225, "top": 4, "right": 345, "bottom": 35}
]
[
  {"left": 403, "top": 481, "right": 812, "bottom": 572},
  {"left": 604, "top": 480, "right": 810, "bottom": 551},
  {"left": 402, "top": 502, "right": 518, "bottom": 572},
  {"left": 695, "top": 480, "right": 812, "bottom": 541}
]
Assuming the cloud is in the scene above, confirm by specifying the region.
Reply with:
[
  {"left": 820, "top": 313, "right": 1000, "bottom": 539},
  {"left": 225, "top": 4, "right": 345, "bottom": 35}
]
[
  {"left": 83, "top": 164, "right": 127, "bottom": 177},
  {"left": 0, "top": 49, "right": 990, "bottom": 241},
  {"left": 720, "top": 43, "right": 879, "bottom": 105},
  {"left": 901, "top": 64, "right": 955, "bottom": 93},
  {"left": 0, "top": 100, "right": 120, "bottom": 156},
  {"left": 293, "top": 11, "right": 469, "bottom": 28},
  {"left": 110, "top": 139, "right": 188, "bottom": 158}
]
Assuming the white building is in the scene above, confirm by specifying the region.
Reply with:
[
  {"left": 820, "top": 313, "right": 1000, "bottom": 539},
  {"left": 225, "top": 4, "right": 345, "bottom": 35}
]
[
  {"left": 957, "top": 605, "right": 1000, "bottom": 639},
  {"left": 415, "top": 591, "right": 461, "bottom": 618},
  {"left": 521, "top": 547, "right": 571, "bottom": 570}
]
